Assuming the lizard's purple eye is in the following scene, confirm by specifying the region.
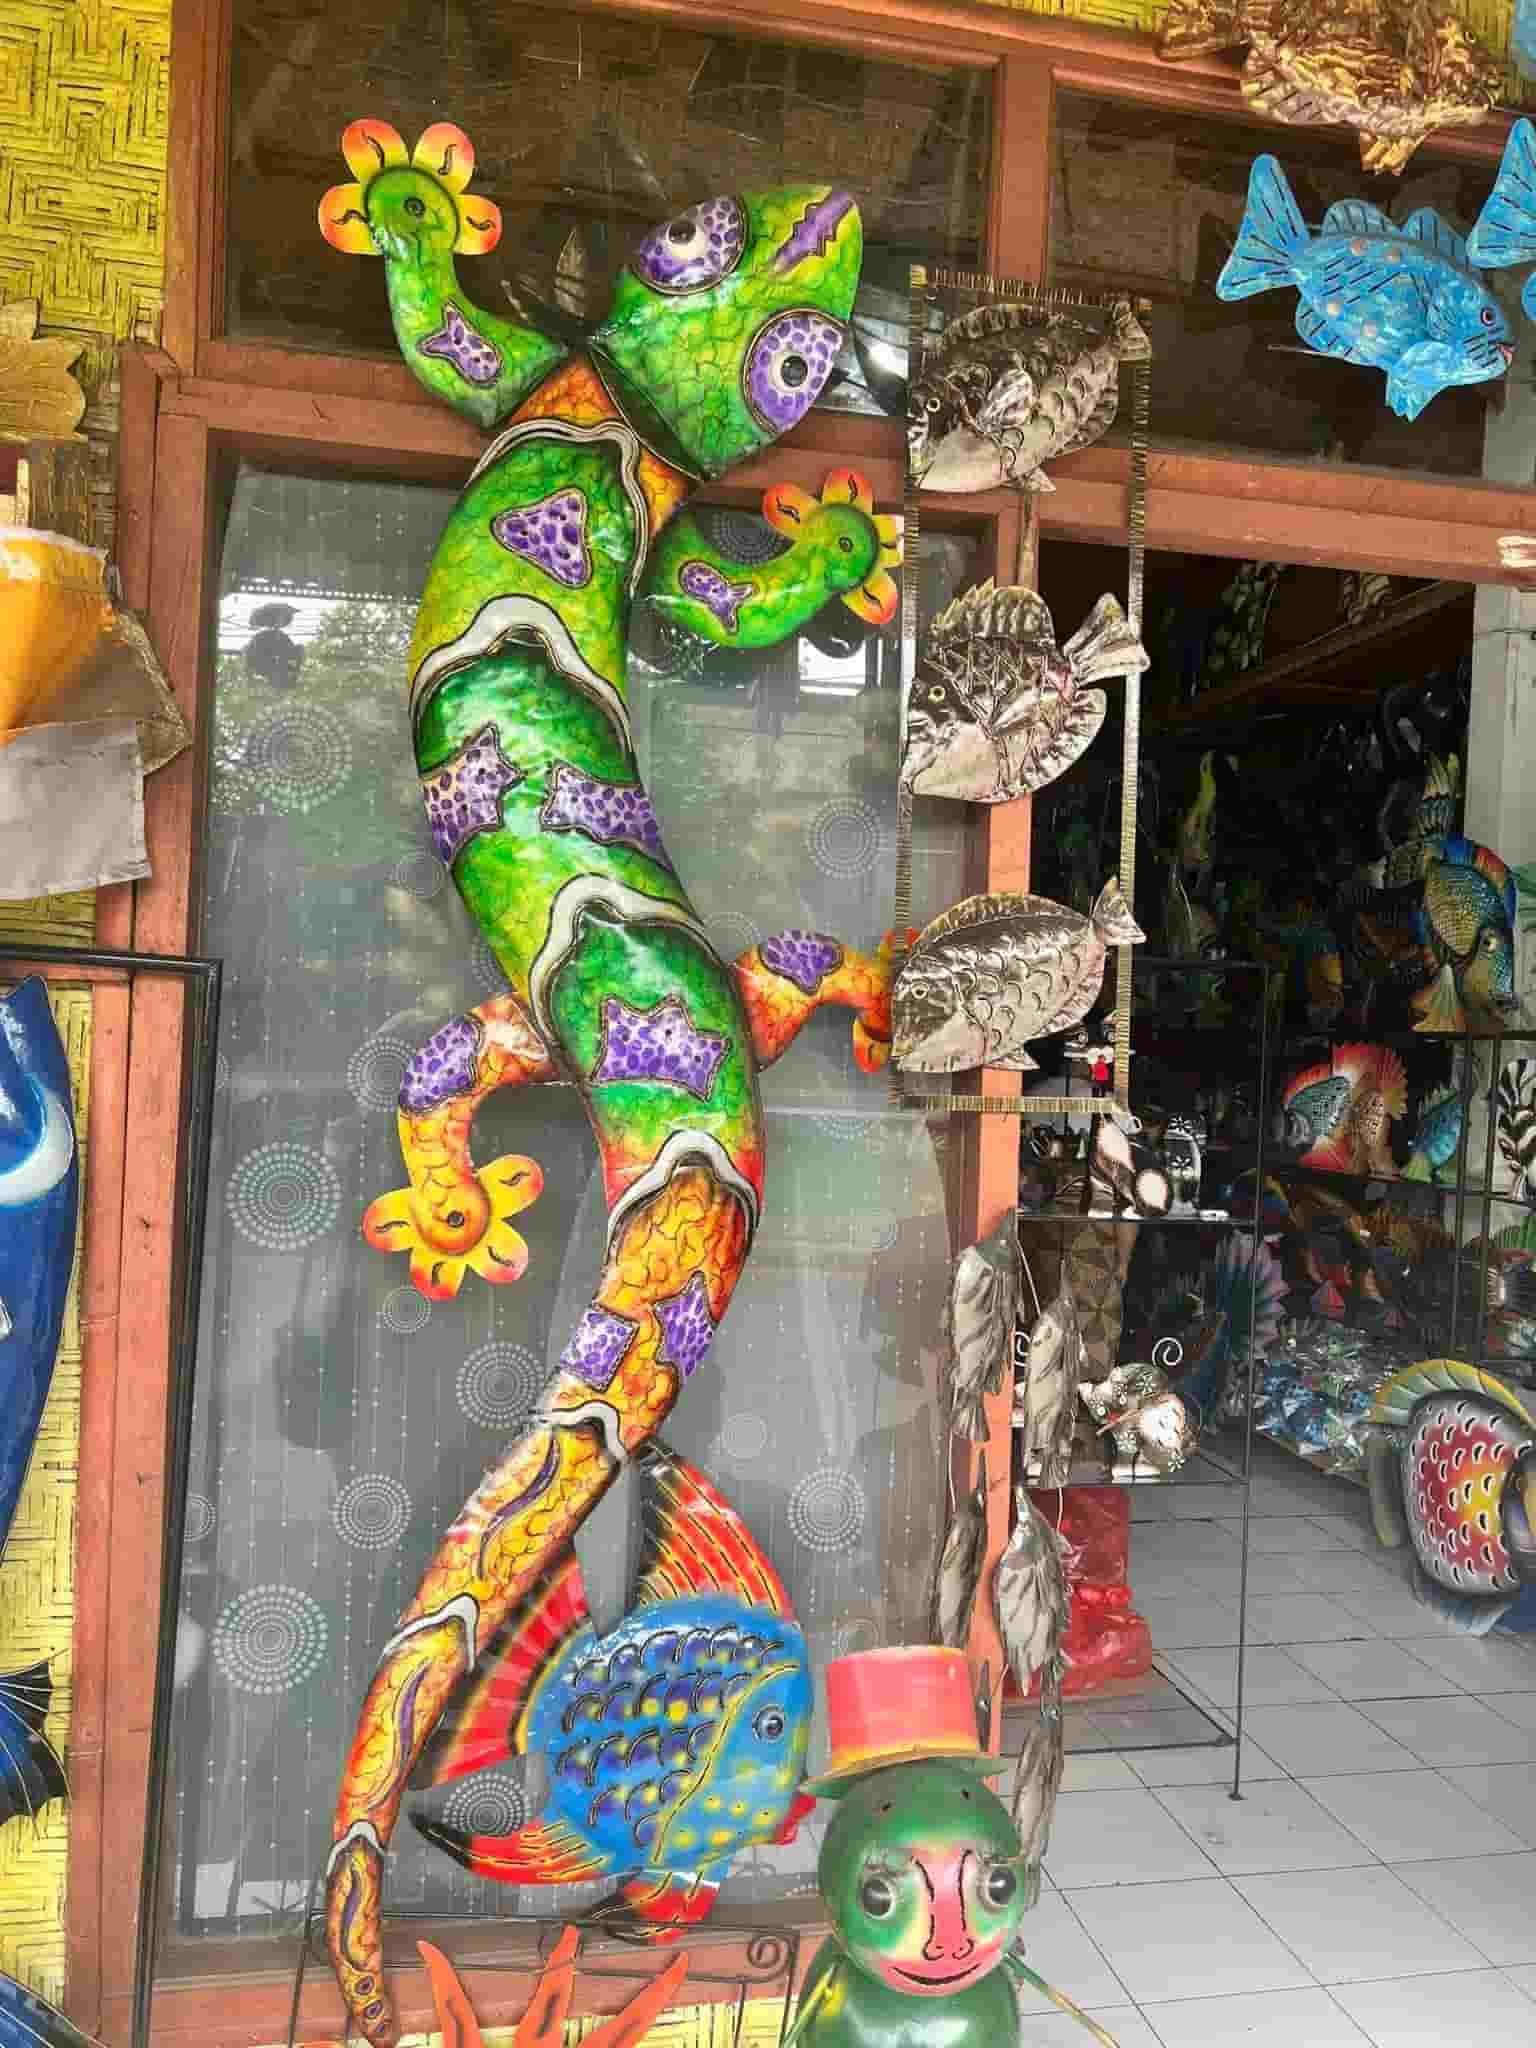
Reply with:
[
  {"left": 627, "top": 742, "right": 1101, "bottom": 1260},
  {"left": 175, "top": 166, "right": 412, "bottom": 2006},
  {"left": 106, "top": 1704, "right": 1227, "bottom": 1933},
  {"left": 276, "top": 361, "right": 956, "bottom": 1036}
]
[
  {"left": 633, "top": 196, "right": 745, "bottom": 294},
  {"left": 742, "top": 308, "right": 844, "bottom": 434}
]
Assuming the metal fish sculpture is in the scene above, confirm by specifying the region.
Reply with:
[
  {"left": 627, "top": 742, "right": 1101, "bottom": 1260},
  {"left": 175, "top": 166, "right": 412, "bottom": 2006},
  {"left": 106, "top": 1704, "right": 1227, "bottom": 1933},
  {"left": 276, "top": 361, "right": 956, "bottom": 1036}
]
[
  {"left": 903, "top": 585, "right": 1147, "bottom": 804},
  {"left": 993, "top": 1486, "right": 1069, "bottom": 1692},
  {"left": 945, "top": 1211, "right": 1020, "bottom": 1443},
  {"left": 0, "top": 977, "right": 77, "bottom": 1833},
  {"left": 932, "top": 1455, "right": 988, "bottom": 1650},
  {"left": 1281, "top": 1042, "right": 1406, "bottom": 1176},
  {"left": 1010, "top": 1669, "right": 1064, "bottom": 1911},
  {"left": 1366, "top": 1359, "right": 1536, "bottom": 1635},
  {"left": 412, "top": 1445, "right": 813, "bottom": 1935},
  {"left": 1497, "top": 1059, "right": 1536, "bottom": 1203},
  {"left": 1218, "top": 157, "right": 1513, "bottom": 422},
  {"left": 893, "top": 881, "right": 1145, "bottom": 1075},
  {"left": 1015, "top": 1276, "right": 1083, "bottom": 1490},
  {"left": 1402, "top": 1083, "right": 1463, "bottom": 1185},
  {"left": 1467, "top": 119, "right": 1536, "bottom": 320},
  {"left": 1158, "top": 0, "right": 1500, "bottom": 175},
  {"left": 1412, "top": 834, "right": 1521, "bottom": 1032},
  {"left": 909, "top": 300, "right": 1151, "bottom": 494}
]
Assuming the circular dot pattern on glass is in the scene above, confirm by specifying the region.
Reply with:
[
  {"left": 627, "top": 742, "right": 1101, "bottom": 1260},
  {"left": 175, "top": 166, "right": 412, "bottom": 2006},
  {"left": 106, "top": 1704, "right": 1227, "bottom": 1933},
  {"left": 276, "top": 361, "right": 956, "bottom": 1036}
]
[
  {"left": 709, "top": 912, "right": 762, "bottom": 961},
  {"left": 333, "top": 1474, "right": 412, "bottom": 1550},
  {"left": 812, "top": 1112, "right": 879, "bottom": 1145},
  {"left": 243, "top": 702, "right": 354, "bottom": 814},
  {"left": 184, "top": 1492, "right": 216, "bottom": 1543},
  {"left": 346, "top": 1033, "right": 413, "bottom": 1113},
  {"left": 392, "top": 850, "right": 448, "bottom": 899},
  {"left": 228, "top": 1142, "right": 342, "bottom": 1252},
  {"left": 806, "top": 797, "right": 883, "bottom": 880},
  {"left": 717, "top": 1413, "right": 770, "bottom": 1464},
  {"left": 212, "top": 1585, "right": 328, "bottom": 1693},
  {"left": 380, "top": 1286, "right": 432, "bottom": 1337},
  {"left": 456, "top": 1341, "right": 544, "bottom": 1428},
  {"left": 787, "top": 1466, "right": 866, "bottom": 1554},
  {"left": 440, "top": 1773, "right": 528, "bottom": 1839}
]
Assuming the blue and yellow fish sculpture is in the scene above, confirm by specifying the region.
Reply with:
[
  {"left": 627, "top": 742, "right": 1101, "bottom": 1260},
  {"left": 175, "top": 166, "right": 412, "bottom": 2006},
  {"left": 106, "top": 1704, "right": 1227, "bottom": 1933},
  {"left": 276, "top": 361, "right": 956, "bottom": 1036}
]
[
  {"left": 1402, "top": 1084, "right": 1464, "bottom": 1184},
  {"left": 1282, "top": 1042, "right": 1406, "bottom": 1177},
  {"left": 1468, "top": 118, "right": 1536, "bottom": 316},
  {"left": 1218, "top": 156, "right": 1513, "bottom": 421},
  {"left": 0, "top": 977, "right": 78, "bottom": 1832},
  {"left": 413, "top": 1443, "right": 814, "bottom": 1936},
  {"left": 1410, "top": 834, "right": 1520, "bottom": 1033}
]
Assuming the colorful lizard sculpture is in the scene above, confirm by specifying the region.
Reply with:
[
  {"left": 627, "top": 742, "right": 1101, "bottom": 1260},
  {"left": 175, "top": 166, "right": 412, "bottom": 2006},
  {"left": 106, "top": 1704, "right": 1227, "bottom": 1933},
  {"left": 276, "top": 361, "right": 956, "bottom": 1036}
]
[{"left": 317, "top": 121, "right": 899, "bottom": 2042}]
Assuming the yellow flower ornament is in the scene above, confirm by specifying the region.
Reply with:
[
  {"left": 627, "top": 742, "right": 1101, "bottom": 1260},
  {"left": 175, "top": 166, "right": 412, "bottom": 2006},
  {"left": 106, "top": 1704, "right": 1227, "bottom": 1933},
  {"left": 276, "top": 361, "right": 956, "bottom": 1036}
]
[{"left": 318, "top": 119, "right": 502, "bottom": 257}]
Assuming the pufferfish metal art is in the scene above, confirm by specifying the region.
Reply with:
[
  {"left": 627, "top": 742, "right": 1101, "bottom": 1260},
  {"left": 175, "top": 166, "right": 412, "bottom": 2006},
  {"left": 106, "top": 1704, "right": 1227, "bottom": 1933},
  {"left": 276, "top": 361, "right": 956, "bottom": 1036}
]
[
  {"left": 909, "top": 300, "right": 1150, "bottom": 495},
  {"left": 892, "top": 881, "right": 1145, "bottom": 1074},
  {"left": 1157, "top": 0, "right": 1500, "bottom": 176},
  {"left": 902, "top": 584, "right": 1148, "bottom": 804}
]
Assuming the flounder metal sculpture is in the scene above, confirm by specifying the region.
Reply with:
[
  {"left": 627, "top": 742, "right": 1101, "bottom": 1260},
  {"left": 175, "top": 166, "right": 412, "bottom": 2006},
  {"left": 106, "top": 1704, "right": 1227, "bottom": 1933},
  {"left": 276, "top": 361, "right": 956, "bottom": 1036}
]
[
  {"left": 902, "top": 585, "right": 1148, "bottom": 804},
  {"left": 1219, "top": 156, "right": 1513, "bottom": 422},
  {"left": 892, "top": 881, "right": 1145, "bottom": 1074},
  {"left": 909, "top": 300, "right": 1150, "bottom": 495},
  {"left": 1157, "top": 0, "right": 1499, "bottom": 175}
]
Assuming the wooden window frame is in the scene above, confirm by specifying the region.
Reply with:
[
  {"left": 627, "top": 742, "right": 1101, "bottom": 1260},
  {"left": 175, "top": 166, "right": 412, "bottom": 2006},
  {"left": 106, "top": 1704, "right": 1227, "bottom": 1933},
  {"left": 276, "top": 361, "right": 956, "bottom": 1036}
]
[{"left": 71, "top": 1, "right": 1536, "bottom": 2042}]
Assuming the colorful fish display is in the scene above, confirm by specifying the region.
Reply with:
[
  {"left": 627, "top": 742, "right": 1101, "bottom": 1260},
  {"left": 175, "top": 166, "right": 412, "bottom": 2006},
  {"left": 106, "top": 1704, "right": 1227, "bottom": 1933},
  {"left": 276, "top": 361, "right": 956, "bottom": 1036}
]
[
  {"left": 1157, "top": 0, "right": 1500, "bottom": 175},
  {"left": 1468, "top": 118, "right": 1536, "bottom": 318},
  {"left": 1218, "top": 157, "right": 1513, "bottom": 421},
  {"left": 1281, "top": 1042, "right": 1406, "bottom": 1176},
  {"left": 317, "top": 119, "right": 898, "bottom": 2039},
  {"left": 1367, "top": 1359, "right": 1536, "bottom": 1634},
  {"left": 902, "top": 585, "right": 1147, "bottom": 805},
  {"left": 0, "top": 977, "right": 77, "bottom": 1833},
  {"left": 892, "top": 881, "right": 1145, "bottom": 1074},
  {"left": 908, "top": 299, "right": 1150, "bottom": 494},
  {"left": 1402, "top": 1083, "right": 1463, "bottom": 1184}
]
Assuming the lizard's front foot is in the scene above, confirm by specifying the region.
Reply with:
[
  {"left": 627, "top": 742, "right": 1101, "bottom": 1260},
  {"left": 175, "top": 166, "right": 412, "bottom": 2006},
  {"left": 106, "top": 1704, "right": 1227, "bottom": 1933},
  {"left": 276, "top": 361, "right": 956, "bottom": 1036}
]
[{"left": 363, "top": 1152, "right": 542, "bottom": 1301}]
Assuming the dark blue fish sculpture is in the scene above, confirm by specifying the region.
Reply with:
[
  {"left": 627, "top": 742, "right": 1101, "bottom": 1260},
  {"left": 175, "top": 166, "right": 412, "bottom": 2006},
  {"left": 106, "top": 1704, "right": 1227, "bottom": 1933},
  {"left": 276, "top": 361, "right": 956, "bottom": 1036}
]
[
  {"left": 0, "top": 1969, "right": 100, "bottom": 2048},
  {"left": 0, "top": 977, "right": 78, "bottom": 1831},
  {"left": 1468, "top": 119, "right": 1536, "bottom": 316},
  {"left": 1219, "top": 155, "right": 1513, "bottom": 421},
  {"left": 413, "top": 1443, "right": 813, "bottom": 1937}
]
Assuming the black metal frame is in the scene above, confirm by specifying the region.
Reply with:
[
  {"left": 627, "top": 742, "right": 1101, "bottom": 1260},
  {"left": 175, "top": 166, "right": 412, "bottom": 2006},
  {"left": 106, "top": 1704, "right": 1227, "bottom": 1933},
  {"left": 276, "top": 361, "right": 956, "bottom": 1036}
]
[{"left": 0, "top": 941, "right": 225, "bottom": 2048}]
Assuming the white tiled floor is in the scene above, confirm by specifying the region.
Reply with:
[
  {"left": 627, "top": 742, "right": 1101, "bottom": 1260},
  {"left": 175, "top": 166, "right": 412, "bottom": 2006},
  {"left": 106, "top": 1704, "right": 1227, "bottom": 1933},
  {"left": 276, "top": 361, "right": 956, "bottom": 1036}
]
[{"left": 1007, "top": 1441, "right": 1536, "bottom": 2046}]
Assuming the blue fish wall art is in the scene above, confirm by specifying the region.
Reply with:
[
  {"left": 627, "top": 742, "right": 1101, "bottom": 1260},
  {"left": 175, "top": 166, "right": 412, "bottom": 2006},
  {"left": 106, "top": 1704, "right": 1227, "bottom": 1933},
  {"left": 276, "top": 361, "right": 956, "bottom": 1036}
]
[
  {"left": 0, "top": 977, "right": 79, "bottom": 1832},
  {"left": 412, "top": 1443, "right": 813, "bottom": 1936},
  {"left": 1468, "top": 118, "right": 1536, "bottom": 317},
  {"left": 1218, "top": 155, "right": 1514, "bottom": 421}
]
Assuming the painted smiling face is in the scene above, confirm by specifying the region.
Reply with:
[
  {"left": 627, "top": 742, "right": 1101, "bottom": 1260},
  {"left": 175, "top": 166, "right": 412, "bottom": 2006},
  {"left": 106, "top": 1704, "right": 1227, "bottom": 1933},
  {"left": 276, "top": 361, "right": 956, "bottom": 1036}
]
[
  {"left": 818, "top": 1762, "right": 1025, "bottom": 2000},
  {"left": 593, "top": 187, "right": 863, "bottom": 478}
]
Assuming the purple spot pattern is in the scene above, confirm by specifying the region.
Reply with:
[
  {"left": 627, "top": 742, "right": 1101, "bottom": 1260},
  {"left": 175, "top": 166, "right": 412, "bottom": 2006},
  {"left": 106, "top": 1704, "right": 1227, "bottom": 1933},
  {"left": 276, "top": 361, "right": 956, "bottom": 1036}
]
[
  {"left": 759, "top": 930, "right": 843, "bottom": 995},
  {"left": 421, "top": 724, "right": 524, "bottom": 865},
  {"left": 559, "top": 1304, "right": 636, "bottom": 1389},
  {"left": 399, "top": 1014, "right": 481, "bottom": 1115},
  {"left": 678, "top": 559, "right": 754, "bottom": 632},
  {"left": 632, "top": 196, "right": 745, "bottom": 293},
  {"left": 653, "top": 1271, "right": 716, "bottom": 1380},
  {"left": 491, "top": 489, "right": 592, "bottom": 588},
  {"left": 773, "top": 190, "right": 854, "bottom": 273},
  {"left": 592, "top": 995, "right": 729, "bottom": 1101},
  {"left": 541, "top": 763, "right": 668, "bottom": 864},
  {"left": 742, "top": 309, "right": 844, "bottom": 435},
  {"left": 419, "top": 301, "right": 504, "bottom": 388}
]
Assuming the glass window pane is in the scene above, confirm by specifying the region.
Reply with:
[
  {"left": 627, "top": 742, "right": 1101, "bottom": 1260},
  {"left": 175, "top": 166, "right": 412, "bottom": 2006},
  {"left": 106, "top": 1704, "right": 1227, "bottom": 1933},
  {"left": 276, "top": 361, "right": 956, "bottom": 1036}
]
[
  {"left": 225, "top": 2, "right": 989, "bottom": 416},
  {"left": 168, "top": 462, "right": 970, "bottom": 1948},
  {"left": 1052, "top": 92, "right": 1507, "bottom": 478}
]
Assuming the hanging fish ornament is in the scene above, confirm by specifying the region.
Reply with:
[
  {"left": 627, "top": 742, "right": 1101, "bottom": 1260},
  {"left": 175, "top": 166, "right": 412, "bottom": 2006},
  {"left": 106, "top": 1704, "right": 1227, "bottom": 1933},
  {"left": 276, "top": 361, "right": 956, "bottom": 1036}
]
[
  {"left": 902, "top": 585, "right": 1148, "bottom": 804},
  {"left": 1402, "top": 1084, "right": 1464, "bottom": 1185},
  {"left": 1365, "top": 1359, "right": 1536, "bottom": 1635},
  {"left": 892, "top": 881, "right": 1145, "bottom": 1074},
  {"left": 993, "top": 1485, "right": 1070, "bottom": 1693},
  {"left": 1497, "top": 1060, "right": 1536, "bottom": 1203},
  {"left": 1218, "top": 157, "right": 1513, "bottom": 422},
  {"left": 1281, "top": 1042, "right": 1406, "bottom": 1176},
  {"left": 932, "top": 1454, "right": 988, "bottom": 1650},
  {"left": 909, "top": 300, "right": 1150, "bottom": 494},
  {"left": 1015, "top": 1276, "right": 1083, "bottom": 1490},
  {"left": 1468, "top": 119, "right": 1536, "bottom": 319},
  {"left": 1010, "top": 1663, "right": 1064, "bottom": 1910},
  {"left": 944, "top": 1211, "right": 1020, "bottom": 1443},
  {"left": 412, "top": 1445, "right": 814, "bottom": 1936},
  {"left": 1157, "top": 0, "right": 1499, "bottom": 175}
]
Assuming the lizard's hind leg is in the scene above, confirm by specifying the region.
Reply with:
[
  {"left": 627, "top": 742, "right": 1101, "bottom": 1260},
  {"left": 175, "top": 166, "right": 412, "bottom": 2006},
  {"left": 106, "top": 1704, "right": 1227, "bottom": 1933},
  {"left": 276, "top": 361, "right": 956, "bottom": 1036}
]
[{"left": 733, "top": 930, "right": 897, "bottom": 1073}]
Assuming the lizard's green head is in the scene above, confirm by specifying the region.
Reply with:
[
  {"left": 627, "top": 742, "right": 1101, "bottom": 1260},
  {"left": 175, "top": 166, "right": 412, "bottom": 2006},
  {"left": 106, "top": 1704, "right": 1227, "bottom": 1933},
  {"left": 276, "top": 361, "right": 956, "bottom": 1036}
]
[{"left": 593, "top": 186, "right": 863, "bottom": 479}]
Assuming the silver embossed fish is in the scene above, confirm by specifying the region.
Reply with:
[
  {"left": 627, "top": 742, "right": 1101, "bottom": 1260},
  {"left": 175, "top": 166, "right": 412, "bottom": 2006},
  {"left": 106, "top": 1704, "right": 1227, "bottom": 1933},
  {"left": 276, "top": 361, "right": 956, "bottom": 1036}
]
[
  {"left": 945, "top": 1210, "right": 1020, "bottom": 1442},
  {"left": 994, "top": 1485, "right": 1070, "bottom": 1690},
  {"left": 904, "top": 585, "right": 1148, "bottom": 804},
  {"left": 909, "top": 300, "right": 1151, "bottom": 495},
  {"left": 1010, "top": 1662, "right": 1064, "bottom": 1908},
  {"left": 892, "top": 880, "right": 1145, "bottom": 1074},
  {"left": 1015, "top": 1275, "right": 1083, "bottom": 1489},
  {"left": 932, "top": 1455, "right": 988, "bottom": 1650}
]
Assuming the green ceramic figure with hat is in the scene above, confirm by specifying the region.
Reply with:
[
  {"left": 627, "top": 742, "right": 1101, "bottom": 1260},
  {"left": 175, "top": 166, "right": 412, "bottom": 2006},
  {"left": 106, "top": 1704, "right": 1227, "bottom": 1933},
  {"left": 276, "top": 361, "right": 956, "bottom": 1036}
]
[{"left": 785, "top": 1647, "right": 1118, "bottom": 2047}]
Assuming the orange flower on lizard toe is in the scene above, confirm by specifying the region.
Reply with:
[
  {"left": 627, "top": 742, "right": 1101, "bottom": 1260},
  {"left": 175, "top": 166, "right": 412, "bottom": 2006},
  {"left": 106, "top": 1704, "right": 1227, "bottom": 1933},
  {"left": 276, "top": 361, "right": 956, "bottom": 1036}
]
[
  {"left": 361, "top": 1153, "right": 542, "bottom": 1301},
  {"left": 318, "top": 118, "right": 502, "bottom": 256}
]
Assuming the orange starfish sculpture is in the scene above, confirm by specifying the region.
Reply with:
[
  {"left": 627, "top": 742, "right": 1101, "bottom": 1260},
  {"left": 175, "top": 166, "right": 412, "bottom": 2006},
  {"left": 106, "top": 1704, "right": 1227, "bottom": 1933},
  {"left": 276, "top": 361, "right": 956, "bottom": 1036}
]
[{"left": 395, "top": 1930, "right": 690, "bottom": 2048}]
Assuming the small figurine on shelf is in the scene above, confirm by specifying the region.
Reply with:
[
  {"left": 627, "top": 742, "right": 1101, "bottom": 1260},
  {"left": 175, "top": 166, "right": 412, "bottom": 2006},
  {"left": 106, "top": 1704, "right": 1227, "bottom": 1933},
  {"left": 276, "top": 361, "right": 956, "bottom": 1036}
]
[
  {"left": 1080, "top": 1352, "right": 1198, "bottom": 1481},
  {"left": 1161, "top": 1111, "right": 1206, "bottom": 1215},
  {"left": 787, "top": 1649, "right": 1117, "bottom": 2047},
  {"left": 1088, "top": 1115, "right": 1172, "bottom": 1219}
]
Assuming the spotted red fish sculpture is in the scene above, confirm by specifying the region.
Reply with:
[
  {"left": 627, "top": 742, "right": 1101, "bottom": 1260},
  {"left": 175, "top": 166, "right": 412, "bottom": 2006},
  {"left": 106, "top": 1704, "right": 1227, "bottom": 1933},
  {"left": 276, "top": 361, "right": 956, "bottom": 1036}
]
[{"left": 1281, "top": 1042, "right": 1406, "bottom": 1176}]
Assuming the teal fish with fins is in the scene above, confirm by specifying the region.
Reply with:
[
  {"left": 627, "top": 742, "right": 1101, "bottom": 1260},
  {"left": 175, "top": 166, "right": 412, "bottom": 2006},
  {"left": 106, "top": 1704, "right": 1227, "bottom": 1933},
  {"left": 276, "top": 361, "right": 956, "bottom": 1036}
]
[
  {"left": 1468, "top": 117, "right": 1536, "bottom": 316},
  {"left": 1402, "top": 1085, "right": 1463, "bottom": 1184},
  {"left": 1219, "top": 155, "right": 1513, "bottom": 420}
]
